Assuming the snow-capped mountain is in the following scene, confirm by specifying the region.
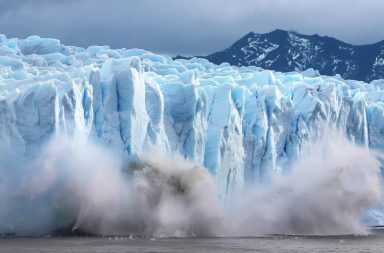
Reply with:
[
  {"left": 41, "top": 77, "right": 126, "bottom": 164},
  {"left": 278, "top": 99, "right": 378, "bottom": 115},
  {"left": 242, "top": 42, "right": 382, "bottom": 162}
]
[
  {"left": 203, "top": 29, "right": 384, "bottom": 82},
  {"left": 1, "top": 34, "right": 384, "bottom": 199}
]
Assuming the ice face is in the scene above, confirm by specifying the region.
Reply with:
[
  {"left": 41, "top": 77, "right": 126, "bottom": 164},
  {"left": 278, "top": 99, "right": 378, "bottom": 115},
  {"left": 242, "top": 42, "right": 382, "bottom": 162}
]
[{"left": 0, "top": 34, "right": 383, "bottom": 199}]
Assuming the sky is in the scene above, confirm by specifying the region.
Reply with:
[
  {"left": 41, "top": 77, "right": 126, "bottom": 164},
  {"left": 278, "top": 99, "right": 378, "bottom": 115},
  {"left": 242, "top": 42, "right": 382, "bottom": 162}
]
[{"left": 0, "top": 0, "right": 383, "bottom": 56}]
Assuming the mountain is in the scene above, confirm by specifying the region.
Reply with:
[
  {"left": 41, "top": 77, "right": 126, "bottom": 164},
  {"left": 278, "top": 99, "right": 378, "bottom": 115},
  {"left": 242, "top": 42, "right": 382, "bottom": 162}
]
[{"left": 198, "top": 29, "right": 384, "bottom": 82}]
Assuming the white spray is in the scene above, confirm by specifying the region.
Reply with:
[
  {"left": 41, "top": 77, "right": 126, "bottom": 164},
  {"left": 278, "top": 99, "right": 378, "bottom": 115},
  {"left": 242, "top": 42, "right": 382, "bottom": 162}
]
[
  {"left": 0, "top": 134, "right": 381, "bottom": 236},
  {"left": 231, "top": 135, "right": 382, "bottom": 235}
]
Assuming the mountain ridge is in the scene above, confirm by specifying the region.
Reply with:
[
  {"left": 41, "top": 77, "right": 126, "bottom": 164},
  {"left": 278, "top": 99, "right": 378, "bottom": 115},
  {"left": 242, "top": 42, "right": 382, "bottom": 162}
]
[{"left": 177, "top": 30, "right": 384, "bottom": 82}]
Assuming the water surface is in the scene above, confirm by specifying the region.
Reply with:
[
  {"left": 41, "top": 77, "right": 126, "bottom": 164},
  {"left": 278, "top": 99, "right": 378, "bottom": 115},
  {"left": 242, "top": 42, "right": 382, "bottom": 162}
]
[{"left": 1, "top": 232, "right": 384, "bottom": 253}]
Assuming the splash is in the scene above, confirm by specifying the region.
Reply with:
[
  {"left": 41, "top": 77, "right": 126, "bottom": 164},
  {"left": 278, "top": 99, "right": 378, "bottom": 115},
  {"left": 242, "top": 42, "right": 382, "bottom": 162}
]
[
  {"left": 0, "top": 137, "right": 225, "bottom": 237},
  {"left": 74, "top": 151, "right": 225, "bottom": 237},
  {"left": 231, "top": 135, "right": 382, "bottom": 235},
  {"left": 0, "top": 135, "right": 381, "bottom": 236}
]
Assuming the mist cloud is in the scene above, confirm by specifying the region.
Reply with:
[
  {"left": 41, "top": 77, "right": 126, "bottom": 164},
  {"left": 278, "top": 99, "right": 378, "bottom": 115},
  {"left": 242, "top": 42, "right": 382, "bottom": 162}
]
[{"left": 0, "top": 133, "right": 381, "bottom": 236}]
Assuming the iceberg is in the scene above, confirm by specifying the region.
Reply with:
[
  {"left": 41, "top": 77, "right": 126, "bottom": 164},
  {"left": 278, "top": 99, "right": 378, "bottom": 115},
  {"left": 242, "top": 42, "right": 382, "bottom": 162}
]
[{"left": 0, "top": 34, "right": 383, "bottom": 199}]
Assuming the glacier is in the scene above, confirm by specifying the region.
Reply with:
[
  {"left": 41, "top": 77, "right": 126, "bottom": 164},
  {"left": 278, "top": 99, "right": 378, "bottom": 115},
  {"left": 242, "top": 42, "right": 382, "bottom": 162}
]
[{"left": 0, "top": 34, "right": 384, "bottom": 201}]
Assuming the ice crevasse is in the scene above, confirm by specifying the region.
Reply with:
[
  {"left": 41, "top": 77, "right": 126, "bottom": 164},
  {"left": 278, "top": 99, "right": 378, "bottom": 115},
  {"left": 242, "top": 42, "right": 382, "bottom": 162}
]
[{"left": 0, "top": 34, "right": 384, "bottom": 198}]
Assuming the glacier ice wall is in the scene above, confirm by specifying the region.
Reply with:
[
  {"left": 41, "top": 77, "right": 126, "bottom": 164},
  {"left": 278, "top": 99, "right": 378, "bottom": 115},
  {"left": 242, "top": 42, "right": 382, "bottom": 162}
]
[{"left": 1, "top": 34, "right": 384, "bottom": 198}]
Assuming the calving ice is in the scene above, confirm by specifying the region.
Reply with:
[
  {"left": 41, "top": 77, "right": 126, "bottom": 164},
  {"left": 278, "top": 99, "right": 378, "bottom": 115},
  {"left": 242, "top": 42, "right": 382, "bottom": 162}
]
[{"left": 0, "top": 35, "right": 383, "bottom": 236}]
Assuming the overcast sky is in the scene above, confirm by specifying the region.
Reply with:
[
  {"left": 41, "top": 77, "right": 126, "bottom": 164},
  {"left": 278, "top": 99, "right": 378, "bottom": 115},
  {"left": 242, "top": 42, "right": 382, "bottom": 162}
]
[{"left": 0, "top": 0, "right": 383, "bottom": 56}]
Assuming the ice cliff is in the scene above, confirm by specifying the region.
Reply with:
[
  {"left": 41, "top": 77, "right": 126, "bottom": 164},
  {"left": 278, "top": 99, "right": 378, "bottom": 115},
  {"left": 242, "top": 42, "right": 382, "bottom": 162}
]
[{"left": 1, "top": 35, "right": 384, "bottom": 197}]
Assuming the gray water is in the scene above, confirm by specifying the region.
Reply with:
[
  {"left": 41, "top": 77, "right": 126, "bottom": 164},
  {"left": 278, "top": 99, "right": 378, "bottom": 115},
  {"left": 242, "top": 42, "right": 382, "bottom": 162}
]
[{"left": 1, "top": 232, "right": 384, "bottom": 253}]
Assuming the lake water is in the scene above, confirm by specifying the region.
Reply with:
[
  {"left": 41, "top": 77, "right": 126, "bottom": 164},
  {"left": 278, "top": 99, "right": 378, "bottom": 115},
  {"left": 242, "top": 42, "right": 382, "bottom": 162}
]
[{"left": 1, "top": 232, "right": 384, "bottom": 253}]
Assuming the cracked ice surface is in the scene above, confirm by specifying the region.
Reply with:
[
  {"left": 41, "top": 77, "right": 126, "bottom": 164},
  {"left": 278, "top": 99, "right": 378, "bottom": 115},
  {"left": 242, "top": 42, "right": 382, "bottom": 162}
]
[{"left": 0, "top": 35, "right": 383, "bottom": 197}]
